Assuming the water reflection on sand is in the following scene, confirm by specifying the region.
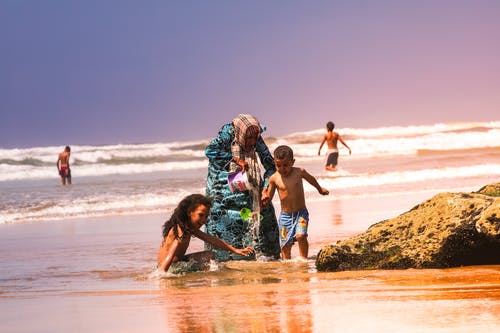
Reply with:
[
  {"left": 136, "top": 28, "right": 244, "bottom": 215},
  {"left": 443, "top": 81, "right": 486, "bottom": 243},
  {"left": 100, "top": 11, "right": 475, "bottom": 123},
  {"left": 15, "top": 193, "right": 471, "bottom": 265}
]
[{"left": 154, "top": 262, "right": 500, "bottom": 333}]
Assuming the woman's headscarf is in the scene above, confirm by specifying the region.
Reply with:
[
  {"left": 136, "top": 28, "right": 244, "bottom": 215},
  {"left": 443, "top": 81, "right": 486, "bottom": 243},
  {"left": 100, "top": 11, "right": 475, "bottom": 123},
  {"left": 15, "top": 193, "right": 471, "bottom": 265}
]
[{"left": 231, "top": 114, "right": 261, "bottom": 188}]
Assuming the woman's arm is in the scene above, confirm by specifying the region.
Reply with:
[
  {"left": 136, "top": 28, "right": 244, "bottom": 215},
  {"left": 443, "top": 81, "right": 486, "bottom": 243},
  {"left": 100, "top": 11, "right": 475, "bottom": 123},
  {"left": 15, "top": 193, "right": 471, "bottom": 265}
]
[{"left": 255, "top": 137, "right": 276, "bottom": 188}]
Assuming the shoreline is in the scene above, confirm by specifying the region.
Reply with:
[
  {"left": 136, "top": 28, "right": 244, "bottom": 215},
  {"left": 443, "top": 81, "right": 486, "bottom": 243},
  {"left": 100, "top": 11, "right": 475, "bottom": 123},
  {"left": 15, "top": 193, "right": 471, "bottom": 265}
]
[
  {"left": 1, "top": 184, "right": 453, "bottom": 226},
  {"left": 1, "top": 191, "right": 499, "bottom": 332},
  {"left": 0, "top": 190, "right": 445, "bottom": 294}
]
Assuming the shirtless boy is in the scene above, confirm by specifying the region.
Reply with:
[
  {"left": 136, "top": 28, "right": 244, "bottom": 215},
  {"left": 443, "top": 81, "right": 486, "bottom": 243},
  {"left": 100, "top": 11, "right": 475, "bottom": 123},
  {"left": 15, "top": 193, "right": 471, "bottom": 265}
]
[
  {"left": 262, "top": 145, "right": 329, "bottom": 260},
  {"left": 318, "top": 121, "right": 351, "bottom": 171},
  {"left": 56, "top": 146, "right": 71, "bottom": 185}
]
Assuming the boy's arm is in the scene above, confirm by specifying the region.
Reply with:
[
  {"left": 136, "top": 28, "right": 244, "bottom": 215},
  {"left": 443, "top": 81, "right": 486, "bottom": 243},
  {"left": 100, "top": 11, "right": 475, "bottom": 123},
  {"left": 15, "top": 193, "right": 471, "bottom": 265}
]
[
  {"left": 318, "top": 135, "right": 326, "bottom": 155},
  {"left": 193, "top": 229, "right": 254, "bottom": 256},
  {"left": 338, "top": 135, "right": 351, "bottom": 155},
  {"left": 261, "top": 175, "right": 277, "bottom": 207},
  {"left": 301, "top": 168, "right": 329, "bottom": 195},
  {"left": 158, "top": 238, "right": 181, "bottom": 272}
]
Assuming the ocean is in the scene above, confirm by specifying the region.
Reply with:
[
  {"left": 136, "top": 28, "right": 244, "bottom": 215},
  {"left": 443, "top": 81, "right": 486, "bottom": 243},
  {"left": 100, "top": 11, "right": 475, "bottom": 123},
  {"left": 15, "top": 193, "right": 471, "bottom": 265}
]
[
  {"left": 1, "top": 121, "right": 499, "bottom": 224},
  {"left": 1, "top": 121, "right": 499, "bottom": 332}
]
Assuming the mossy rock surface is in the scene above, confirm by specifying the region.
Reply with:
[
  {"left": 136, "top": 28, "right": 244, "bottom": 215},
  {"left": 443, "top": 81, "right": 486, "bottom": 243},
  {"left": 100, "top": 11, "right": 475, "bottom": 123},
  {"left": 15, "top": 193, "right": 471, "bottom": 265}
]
[{"left": 316, "top": 183, "right": 500, "bottom": 272}]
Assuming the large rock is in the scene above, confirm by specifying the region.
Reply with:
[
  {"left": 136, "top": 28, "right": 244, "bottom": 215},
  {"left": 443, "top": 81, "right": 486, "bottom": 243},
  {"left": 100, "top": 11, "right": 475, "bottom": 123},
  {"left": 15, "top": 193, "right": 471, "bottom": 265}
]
[{"left": 316, "top": 183, "right": 500, "bottom": 271}]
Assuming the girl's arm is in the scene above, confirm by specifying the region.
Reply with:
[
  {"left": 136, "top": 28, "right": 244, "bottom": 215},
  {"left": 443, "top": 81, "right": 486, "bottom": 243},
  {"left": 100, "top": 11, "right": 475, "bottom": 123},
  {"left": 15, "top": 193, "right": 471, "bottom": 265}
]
[
  {"left": 301, "top": 168, "right": 329, "bottom": 195},
  {"left": 192, "top": 229, "right": 254, "bottom": 256},
  {"left": 158, "top": 238, "right": 181, "bottom": 272}
]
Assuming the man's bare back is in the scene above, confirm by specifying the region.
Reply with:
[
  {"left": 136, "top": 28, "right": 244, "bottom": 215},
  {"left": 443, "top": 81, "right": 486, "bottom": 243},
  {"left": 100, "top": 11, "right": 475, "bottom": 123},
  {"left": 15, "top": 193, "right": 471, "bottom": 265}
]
[
  {"left": 58, "top": 152, "right": 69, "bottom": 166},
  {"left": 323, "top": 131, "right": 340, "bottom": 149}
]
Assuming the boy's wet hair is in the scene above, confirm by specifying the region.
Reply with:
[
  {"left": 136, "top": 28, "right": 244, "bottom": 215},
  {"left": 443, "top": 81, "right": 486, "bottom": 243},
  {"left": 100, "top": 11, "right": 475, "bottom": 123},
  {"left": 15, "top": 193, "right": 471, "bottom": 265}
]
[
  {"left": 326, "top": 121, "right": 335, "bottom": 131},
  {"left": 274, "top": 145, "right": 294, "bottom": 160},
  {"left": 65, "top": 146, "right": 71, "bottom": 152}
]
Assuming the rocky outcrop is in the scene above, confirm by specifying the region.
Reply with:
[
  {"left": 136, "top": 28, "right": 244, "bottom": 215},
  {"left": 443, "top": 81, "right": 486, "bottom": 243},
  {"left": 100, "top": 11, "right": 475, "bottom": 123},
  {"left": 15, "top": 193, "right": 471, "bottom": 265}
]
[{"left": 316, "top": 183, "right": 500, "bottom": 272}]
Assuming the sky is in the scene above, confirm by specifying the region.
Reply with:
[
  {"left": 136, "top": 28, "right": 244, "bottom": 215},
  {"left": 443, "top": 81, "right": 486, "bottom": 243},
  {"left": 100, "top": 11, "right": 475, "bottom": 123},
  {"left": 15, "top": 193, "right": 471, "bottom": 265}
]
[{"left": 1, "top": 1, "right": 499, "bottom": 148}]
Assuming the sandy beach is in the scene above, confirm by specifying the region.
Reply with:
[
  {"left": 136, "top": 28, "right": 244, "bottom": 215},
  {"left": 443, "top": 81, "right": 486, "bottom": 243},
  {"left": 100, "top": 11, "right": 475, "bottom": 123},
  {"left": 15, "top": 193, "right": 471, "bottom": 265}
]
[
  {"left": 3, "top": 1, "right": 500, "bottom": 331},
  {"left": 1, "top": 192, "right": 499, "bottom": 333}
]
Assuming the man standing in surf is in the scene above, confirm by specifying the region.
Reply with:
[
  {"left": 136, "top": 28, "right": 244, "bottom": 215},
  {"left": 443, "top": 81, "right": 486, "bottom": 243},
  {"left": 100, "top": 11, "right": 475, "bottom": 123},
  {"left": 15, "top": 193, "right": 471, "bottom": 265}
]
[
  {"left": 56, "top": 146, "right": 71, "bottom": 185},
  {"left": 318, "top": 121, "right": 351, "bottom": 171}
]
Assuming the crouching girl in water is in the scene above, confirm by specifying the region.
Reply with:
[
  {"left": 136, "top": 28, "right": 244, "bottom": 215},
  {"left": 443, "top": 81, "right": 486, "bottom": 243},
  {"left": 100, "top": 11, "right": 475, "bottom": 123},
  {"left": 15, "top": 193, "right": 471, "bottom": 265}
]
[{"left": 158, "top": 194, "right": 255, "bottom": 272}]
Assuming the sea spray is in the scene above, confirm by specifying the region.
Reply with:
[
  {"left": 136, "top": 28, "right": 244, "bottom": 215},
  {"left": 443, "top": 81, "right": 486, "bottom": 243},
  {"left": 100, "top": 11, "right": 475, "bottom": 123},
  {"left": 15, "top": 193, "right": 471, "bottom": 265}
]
[
  {"left": 243, "top": 155, "right": 267, "bottom": 259},
  {"left": 239, "top": 186, "right": 274, "bottom": 261},
  {"left": 250, "top": 187, "right": 262, "bottom": 244}
]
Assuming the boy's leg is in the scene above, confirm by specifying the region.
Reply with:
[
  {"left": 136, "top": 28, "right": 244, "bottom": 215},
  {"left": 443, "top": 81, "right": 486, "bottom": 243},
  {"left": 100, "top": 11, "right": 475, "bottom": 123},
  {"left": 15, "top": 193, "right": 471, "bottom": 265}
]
[
  {"left": 281, "top": 244, "right": 292, "bottom": 260},
  {"left": 296, "top": 233, "right": 309, "bottom": 259}
]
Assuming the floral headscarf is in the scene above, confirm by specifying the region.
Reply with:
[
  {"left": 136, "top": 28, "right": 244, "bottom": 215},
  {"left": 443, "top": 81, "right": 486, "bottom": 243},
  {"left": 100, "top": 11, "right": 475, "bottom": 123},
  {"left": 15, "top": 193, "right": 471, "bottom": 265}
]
[{"left": 231, "top": 114, "right": 261, "bottom": 188}]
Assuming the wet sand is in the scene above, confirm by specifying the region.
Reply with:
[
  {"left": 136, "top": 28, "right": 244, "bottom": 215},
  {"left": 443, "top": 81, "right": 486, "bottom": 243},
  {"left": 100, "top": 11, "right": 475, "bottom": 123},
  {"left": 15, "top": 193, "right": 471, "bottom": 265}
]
[{"left": 1, "top": 193, "right": 499, "bottom": 333}]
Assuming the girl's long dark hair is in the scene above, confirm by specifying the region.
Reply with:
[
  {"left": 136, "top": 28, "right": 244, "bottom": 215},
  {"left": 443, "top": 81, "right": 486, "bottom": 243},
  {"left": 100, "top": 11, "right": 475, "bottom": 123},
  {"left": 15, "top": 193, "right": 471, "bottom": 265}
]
[{"left": 162, "top": 194, "right": 213, "bottom": 240}]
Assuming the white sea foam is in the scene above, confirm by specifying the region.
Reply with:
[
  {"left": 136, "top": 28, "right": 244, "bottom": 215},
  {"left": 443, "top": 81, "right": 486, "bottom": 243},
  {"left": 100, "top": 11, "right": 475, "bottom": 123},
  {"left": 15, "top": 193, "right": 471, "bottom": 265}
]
[
  {"left": 1, "top": 122, "right": 498, "bottom": 181},
  {"left": 1, "top": 121, "right": 498, "bottom": 224},
  {"left": 1, "top": 162, "right": 497, "bottom": 225},
  {"left": 0, "top": 160, "right": 209, "bottom": 181},
  {"left": 309, "top": 164, "right": 500, "bottom": 191},
  {"left": 276, "top": 127, "right": 500, "bottom": 158},
  {"left": 0, "top": 189, "right": 197, "bottom": 224},
  {"left": 288, "top": 121, "right": 500, "bottom": 139}
]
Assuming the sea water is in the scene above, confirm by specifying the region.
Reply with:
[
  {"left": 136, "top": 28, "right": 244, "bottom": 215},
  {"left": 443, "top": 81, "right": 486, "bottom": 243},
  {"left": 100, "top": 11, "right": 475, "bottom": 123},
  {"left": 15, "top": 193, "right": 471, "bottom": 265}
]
[
  {"left": 1, "top": 121, "right": 498, "bottom": 224},
  {"left": 0, "top": 121, "right": 499, "bottom": 332}
]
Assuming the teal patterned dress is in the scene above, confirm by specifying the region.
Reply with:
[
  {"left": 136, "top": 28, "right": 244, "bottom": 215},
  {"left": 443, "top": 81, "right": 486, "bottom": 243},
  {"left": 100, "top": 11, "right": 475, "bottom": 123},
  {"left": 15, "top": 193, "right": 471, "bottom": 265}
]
[{"left": 205, "top": 123, "right": 280, "bottom": 261}]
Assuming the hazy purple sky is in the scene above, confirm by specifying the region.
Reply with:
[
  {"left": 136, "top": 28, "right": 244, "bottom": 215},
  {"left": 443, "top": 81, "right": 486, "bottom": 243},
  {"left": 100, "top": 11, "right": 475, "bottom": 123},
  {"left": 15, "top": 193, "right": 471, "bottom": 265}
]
[{"left": 1, "top": 1, "right": 499, "bottom": 148}]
